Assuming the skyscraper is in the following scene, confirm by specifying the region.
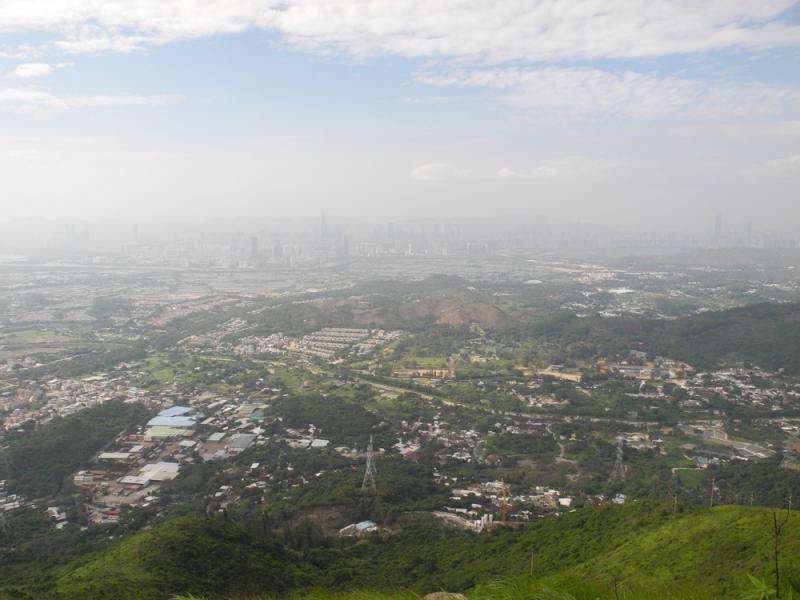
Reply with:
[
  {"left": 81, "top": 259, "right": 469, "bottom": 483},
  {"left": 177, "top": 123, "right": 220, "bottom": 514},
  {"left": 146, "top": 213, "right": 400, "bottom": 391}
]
[{"left": 713, "top": 213, "right": 722, "bottom": 247}]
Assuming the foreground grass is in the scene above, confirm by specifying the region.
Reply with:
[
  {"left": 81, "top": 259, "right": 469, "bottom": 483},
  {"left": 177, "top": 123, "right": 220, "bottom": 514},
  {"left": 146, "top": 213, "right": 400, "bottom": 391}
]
[
  {"left": 5, "top": 503, "right": 797, "bottom": 599},
  {"left": 171, "top": 574, "right": 784, "bottom": 599}
]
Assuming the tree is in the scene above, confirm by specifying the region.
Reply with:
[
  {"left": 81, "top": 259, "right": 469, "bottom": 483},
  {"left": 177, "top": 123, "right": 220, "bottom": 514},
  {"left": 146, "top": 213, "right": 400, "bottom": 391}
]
[{"left": 770, "top": 499, "right": 791, "bottom": 598}]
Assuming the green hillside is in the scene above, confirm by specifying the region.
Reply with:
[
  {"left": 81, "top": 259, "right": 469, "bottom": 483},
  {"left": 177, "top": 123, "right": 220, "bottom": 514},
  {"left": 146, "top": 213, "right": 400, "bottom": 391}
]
[
  {"left": 644, "top": 302, "right": 800, "bottom": 373},
  {"left": 6, "top": 502, "right": 797, "bottom": 600},
  {"left": 52, "top": 516, "right": 308, "bottom": 600},
  {"left": 524, "top": 301, "right": 800, "bottom": 374}
]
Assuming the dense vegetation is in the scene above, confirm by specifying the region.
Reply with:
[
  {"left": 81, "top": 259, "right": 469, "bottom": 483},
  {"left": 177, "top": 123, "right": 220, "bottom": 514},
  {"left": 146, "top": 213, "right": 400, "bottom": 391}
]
[
  {"left": 52, "top": 516, "right": 307, "bottom": 600},
  {"left": 2, "top": 401, "right": 150, "bottom": 497},
  {"left": 273, "top": 391, "right": 382, "bottom": 444},
  {"left": 2, "top": 502, "right": 798, "bottom": 599},
  {"left": 520, "top": 301, "right": 800, "bottom": 373},
  {"left": 644, "top": 301, "right": 800, "bottom": 373},
  {"left": 697, "top": 456, "right": 800, "bottom": 508}
]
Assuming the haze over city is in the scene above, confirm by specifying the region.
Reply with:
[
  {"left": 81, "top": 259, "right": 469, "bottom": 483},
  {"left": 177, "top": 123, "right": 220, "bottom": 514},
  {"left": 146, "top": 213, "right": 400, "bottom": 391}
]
[{"left": 0, "top": 1, "right": 798, "bottom": 232}]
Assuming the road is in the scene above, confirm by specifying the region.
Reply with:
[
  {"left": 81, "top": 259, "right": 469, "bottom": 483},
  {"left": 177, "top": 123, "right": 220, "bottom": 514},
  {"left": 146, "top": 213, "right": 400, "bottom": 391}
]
[
  {"left": 546, "top": 422, "right": 581, "bottom": 480},
  {"left": 358, "top": 377, "right": 662, "bottom": 427}
]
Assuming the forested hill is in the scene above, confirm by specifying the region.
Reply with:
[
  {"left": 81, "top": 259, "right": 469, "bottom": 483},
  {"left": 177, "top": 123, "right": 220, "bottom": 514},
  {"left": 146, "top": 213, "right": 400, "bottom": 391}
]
[
  {"left": 523, "top": 301, "right": 800, "bottom": 374},
  {"left": 644, "top": 301, "right": 800, "bottom": 373},
  {"left": 6, "top": 502, "right": 798, "bottom": 599}
]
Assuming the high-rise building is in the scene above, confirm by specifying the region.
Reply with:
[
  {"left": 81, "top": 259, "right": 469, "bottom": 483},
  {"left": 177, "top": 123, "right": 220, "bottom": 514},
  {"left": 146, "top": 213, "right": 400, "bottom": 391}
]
[{"left": 271, "top": 233, "right": 283, "bottom": 259}]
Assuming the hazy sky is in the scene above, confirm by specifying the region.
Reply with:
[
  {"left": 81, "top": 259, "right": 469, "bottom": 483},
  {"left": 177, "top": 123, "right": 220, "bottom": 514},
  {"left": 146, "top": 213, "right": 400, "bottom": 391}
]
[{"left": 0, "top": 1, "right": 799, "bottom": 231}]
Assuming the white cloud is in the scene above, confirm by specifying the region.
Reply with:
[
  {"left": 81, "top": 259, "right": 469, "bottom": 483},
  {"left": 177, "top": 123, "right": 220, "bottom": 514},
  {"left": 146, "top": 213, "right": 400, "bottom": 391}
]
[
  {"left": 0, "top": 88, "right": 181, "bottom": 116},
  {"left": 492, "top": 166, "right": 558, "bottom": 180},
  {"left": 493, "top": 167, "right": 522, "bottom": 181},
  {"left": 418, "top": 67, "right": 800, "bottom": 120},
  {"left": 742, "top": 153, "right": 800, "bottom": 181},
  {"left": 409, "top": 163, "right": 470, "bottom": 181},
  {"left": 265, "top": 1, "right": 800, "bottom": 62},
  {"left": 0, "top": 1, "right": 797, "bottom": 59},
  {"left": 492, "top": 157, "right": 624, "bottom": 180},
  {"left": 0, "top": 44, "right": 40, "bottom": 60},
  {"left": 1, "top": 2, "right": 796, "bottom": 123},
  {"left": 9, "top": 62, "right": 71, "bottom": 78},
  {"left": 413, "top": 157, "right": 621, "bottom": 182},
  {"left": 766, "top": 154, "right": 800, "bottom": 168},
  {"left": 10, "top": 63, "right": 53, "bottom": 78}
]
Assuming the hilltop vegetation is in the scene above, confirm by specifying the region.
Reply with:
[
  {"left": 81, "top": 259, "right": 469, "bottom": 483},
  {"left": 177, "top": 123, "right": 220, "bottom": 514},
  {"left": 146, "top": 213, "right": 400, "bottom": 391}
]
[
  {"left": 522, "top": 301, "right": 800, "bottom": 374},
  {"left": 3, "top": 502, "right": 798, "bottom": 599},
  {"left": 52, "top": 516, "right": 307, "bottom": 600},
  {"left": 643, "top": 301, "right": 800, "bottom": 373}
]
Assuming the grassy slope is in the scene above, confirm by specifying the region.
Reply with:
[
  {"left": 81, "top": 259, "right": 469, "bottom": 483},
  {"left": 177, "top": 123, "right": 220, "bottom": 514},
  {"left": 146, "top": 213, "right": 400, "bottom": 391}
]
[
  {"left": 557, "top": 504, "right": 799, "bottom": 598},
  {"left": 53, "top": 530, "right": 158, "bottom": 600},
  {"left": 51, "top": 516, "right": 308, "bottom": 600},
  {"left": 36, "top": 503, "right": 800, "bottom": 600}
]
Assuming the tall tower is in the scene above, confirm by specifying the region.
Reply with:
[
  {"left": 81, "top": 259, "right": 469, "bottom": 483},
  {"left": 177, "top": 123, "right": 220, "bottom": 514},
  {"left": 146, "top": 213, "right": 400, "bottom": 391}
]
[
  {"left": 361, "top": 435, "right": 377, "bottom": 492},
  {"left": 608, "top": 436, "right": 626, "bottom": 486}
]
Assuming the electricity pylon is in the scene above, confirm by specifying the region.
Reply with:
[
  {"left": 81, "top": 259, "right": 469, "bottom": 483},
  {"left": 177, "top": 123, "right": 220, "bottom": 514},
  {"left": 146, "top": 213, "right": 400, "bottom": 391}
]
[
  {"left": 608, "top": 436, "right": 626, "bottom": 486},
  {"left": 361, "top": 435, "right": 377, "bottom": 493}
]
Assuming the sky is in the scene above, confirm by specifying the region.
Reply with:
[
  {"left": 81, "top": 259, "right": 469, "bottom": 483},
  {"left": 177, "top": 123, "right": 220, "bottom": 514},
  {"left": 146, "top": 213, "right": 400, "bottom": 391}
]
[{"left": 0, "top": 1, "right": 799, "bottom": 233}]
